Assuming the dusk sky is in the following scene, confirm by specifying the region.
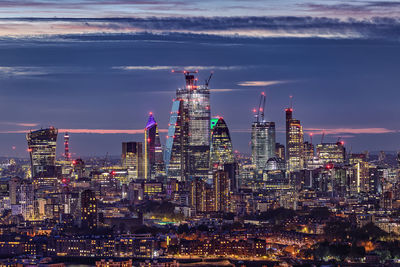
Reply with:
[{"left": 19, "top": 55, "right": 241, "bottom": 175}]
[{"left": 0, "top": 0, "right": 400, "bottom": 157}]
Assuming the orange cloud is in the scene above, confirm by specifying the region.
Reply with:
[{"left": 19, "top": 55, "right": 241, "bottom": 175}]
[
  {"left": 305, "top": 127, "right": 396, "bottom": 135},
  {"left": 237, "top": 80, "right": 287, "bottom": 87},
  {"left": 0, "top": 128, "right": 168, "bottom": 134}
]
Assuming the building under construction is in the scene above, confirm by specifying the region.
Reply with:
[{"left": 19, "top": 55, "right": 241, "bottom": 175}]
[
  {"left": 251, "top": 92, "right": 276, "bottom": 177},
  {"left": 166, "top": 71, "right": 212, "bottom": 182}
]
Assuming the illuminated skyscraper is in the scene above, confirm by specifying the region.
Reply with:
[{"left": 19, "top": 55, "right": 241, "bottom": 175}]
[
  {"left": 211, "top": 117, "right": 238, "bottom": 192},
  {"left": 144, "top": 113, "right": 164, "bottom": 179},
  {"left": 285, "top": 108, "right": 304, "bottom": 172},
  {"left": 173, "top": 71, "right": 211, "bottom": 181},
  {"left": 64, "top": 132, "right": 70, "bottom": 161},
  {"left": 122, "top": 142, "right": 144, "bottom": 178},
  {"left": 165, "top": 100, "right": 186, "bottom": 181},
  {"left": 210, "top": 117, "right": 234, "bottom": 165},
  {"left": 251, "top": 121, "right": 276, "bottom": 173},
  {"left": 26, "top": 127, "right": 58, "bottom": 186},
  {"left": 251, "top": 93, "right": 275, "bottom": 175}
]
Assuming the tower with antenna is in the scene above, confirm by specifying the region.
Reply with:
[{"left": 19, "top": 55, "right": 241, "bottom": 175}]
[{"left": 251, "top": 92, "right": 276, "bottom": 177}]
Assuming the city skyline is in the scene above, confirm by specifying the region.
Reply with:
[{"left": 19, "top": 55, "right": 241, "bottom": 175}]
[
  {"left": 2, "top": 1, "right": 400, "bottom": 265},
  {"left": 0, "top": 1, "right": 400, "bottom": 157}
]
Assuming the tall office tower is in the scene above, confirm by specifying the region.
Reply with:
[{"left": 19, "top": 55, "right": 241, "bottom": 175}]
[
  {"left": 165, "top": 100, "right": 186, "bottom": 181},
  {"left": 144, "top": 113, "right": 164, "bottom": 179},
  {"left": 213, "top": 168, "right": 231, "bottom": 213},
  {"left": 80, "top": 189, "right": 97, "bottom": 230},
  {"left": 26, "top": 127, "right": 58, "bottom": 186},
  {"left": 64, "top": 132, "right": 70, "bottom": 161},
  {"left": 275, "top": 143, "right": 285, "bottom": 161},
  {"left": 122, "top": 142, "right": 144, "bottom": 178},
  {"left": 251, "top": 93, "right": 276, "bottom": 175},
  {"left": 210, "top": 117, "right": 234, "bottom": 165},
  {"left": 174, "top": 70, "right": 211, "bottom": 181},
  {"left": 316, "top": 142, "right": 345, "bottom": 165},
  {"left": 285, "top": 108, "right": 304, "bottom": 172}
]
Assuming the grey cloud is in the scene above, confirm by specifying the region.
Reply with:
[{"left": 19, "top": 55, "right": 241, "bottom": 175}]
[{"left": 2, "top": 16, "right": 400, "bottom": 40}]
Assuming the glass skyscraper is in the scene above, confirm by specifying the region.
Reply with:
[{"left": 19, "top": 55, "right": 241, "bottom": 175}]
[
  {"left": 26, "top": 127, "right": 58, "bottom": 186},
  {"left": 165, "top": 100, "right": 186, "bottom": 181},
  {"left": 251, "top": 121, "right": 276, "bottom": 174},
  {"left": 175, "top": 72, "right": 211, "bottom": 181}
]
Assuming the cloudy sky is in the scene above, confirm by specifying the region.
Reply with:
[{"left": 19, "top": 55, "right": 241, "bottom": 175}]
[{"left": 0, "top": 0, "right": 400, "bottom": 157}]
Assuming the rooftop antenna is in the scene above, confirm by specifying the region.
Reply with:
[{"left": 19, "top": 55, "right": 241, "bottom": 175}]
[{"left": 289, "top": 95, "right": 293, "bottom": 109}]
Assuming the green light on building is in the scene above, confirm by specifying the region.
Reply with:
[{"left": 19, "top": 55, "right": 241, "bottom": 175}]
[{"left": 210, "top": 118, "right": 219, "bottom": 130}]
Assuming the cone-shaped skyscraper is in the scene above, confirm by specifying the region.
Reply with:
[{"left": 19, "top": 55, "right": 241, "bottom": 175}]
[{"left": 210, "top": 117, "right": 234, "bottom": 165}]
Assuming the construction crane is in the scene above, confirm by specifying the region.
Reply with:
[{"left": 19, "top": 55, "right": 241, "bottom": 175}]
[
  {"left": 255, "top": 92, "right": 266, "bottom": 122},
  {"left": 205, "top": 72, "right": 213, "bottom": 87}
]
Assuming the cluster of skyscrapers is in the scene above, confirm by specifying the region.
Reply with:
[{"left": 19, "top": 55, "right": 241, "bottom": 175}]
[{"left": 21, "top": 70, "right": 394, "bottom": 217}]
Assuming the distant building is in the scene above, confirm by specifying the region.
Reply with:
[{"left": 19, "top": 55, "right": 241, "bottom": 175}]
[
  {"left": 275, "top": 143, "right": 285, "bottom": 161},
  {"left": 122, "top": 142, "right": 144, "bottom": 179},
  {"left": 303, "top": 141, "right": 314, "bottom": 166},
  {"left": 26, "top": 127, "right": 58, "bottom": 187},
  {"left": 316, "top": 142, "right": 345, "bottom": 165},
  {"left": 80, "top": 189, "right": 97, "bottom": 230}
]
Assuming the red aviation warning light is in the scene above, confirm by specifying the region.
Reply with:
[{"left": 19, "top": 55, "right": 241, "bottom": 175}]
[{"left": 325, "top": 163, "right": 334, "bottom": 170}]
